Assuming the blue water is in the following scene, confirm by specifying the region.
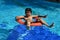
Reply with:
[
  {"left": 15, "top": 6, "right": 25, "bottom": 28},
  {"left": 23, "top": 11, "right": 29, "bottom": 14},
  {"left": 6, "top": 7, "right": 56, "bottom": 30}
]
[
  {"left": 7, "top": 24, "right": 60, "bottom": 40},
  {"left": 0, "top": 0, "right": 60, "bottom": 40}
]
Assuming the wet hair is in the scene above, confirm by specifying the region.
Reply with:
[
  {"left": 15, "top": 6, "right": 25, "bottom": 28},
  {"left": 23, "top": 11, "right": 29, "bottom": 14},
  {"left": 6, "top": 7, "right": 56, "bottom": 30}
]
[{"left": 25, "top": 8, "right": 32, "bottom": 13}]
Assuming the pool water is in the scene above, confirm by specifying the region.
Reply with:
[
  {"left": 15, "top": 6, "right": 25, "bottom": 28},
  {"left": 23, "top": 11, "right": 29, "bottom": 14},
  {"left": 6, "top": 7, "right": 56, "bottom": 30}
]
[{"left": 0, "top": 0, "right": 60, "bottom": 40}]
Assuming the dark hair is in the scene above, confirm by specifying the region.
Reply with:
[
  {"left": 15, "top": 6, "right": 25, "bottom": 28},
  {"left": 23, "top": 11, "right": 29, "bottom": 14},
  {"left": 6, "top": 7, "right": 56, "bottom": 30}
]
[{"left": 25, "top": 8, "right": 32, "bottom": 13}]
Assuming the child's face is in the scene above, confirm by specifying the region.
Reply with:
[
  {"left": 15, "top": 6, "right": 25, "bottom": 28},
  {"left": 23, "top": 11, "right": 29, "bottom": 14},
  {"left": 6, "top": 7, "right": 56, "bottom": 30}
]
[{"left": 26, "top": 11, "right": 31, "bottom": 16}]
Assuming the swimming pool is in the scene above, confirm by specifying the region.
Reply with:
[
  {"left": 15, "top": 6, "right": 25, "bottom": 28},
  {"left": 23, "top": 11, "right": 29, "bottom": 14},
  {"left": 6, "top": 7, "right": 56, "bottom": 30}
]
[{"left": 0, "top": 0, "right": 60, "bottom": 40}]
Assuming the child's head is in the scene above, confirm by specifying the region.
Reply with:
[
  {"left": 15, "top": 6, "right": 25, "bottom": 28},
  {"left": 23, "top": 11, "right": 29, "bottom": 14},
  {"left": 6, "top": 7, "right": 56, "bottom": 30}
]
[{"left": 25, "top": 8, "right": 32, "bottom": 16}]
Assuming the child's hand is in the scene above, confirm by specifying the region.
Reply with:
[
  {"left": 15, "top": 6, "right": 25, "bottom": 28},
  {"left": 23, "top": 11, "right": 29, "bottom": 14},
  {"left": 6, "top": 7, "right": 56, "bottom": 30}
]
[
  {"left": 24, "top": 18, "right": 31, "bottom": 22},
  {"left": 24, "top": 18, "right": 28, "bottom": 20}
]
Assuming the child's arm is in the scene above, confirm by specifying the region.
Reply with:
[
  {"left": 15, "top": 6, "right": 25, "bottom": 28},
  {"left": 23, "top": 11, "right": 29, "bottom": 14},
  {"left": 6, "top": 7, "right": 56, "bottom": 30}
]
[
  {"left": 32, "top": 15, "right": 47, "bottom": 18},
  {"left": 16, "top": 16, "right": 24, "bottom": 19}
]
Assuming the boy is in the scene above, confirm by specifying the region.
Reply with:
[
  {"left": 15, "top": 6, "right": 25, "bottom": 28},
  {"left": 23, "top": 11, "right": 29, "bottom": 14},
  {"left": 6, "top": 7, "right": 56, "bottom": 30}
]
[{"left": 16, "top": 8, "right": 54, "bottom": 29}]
